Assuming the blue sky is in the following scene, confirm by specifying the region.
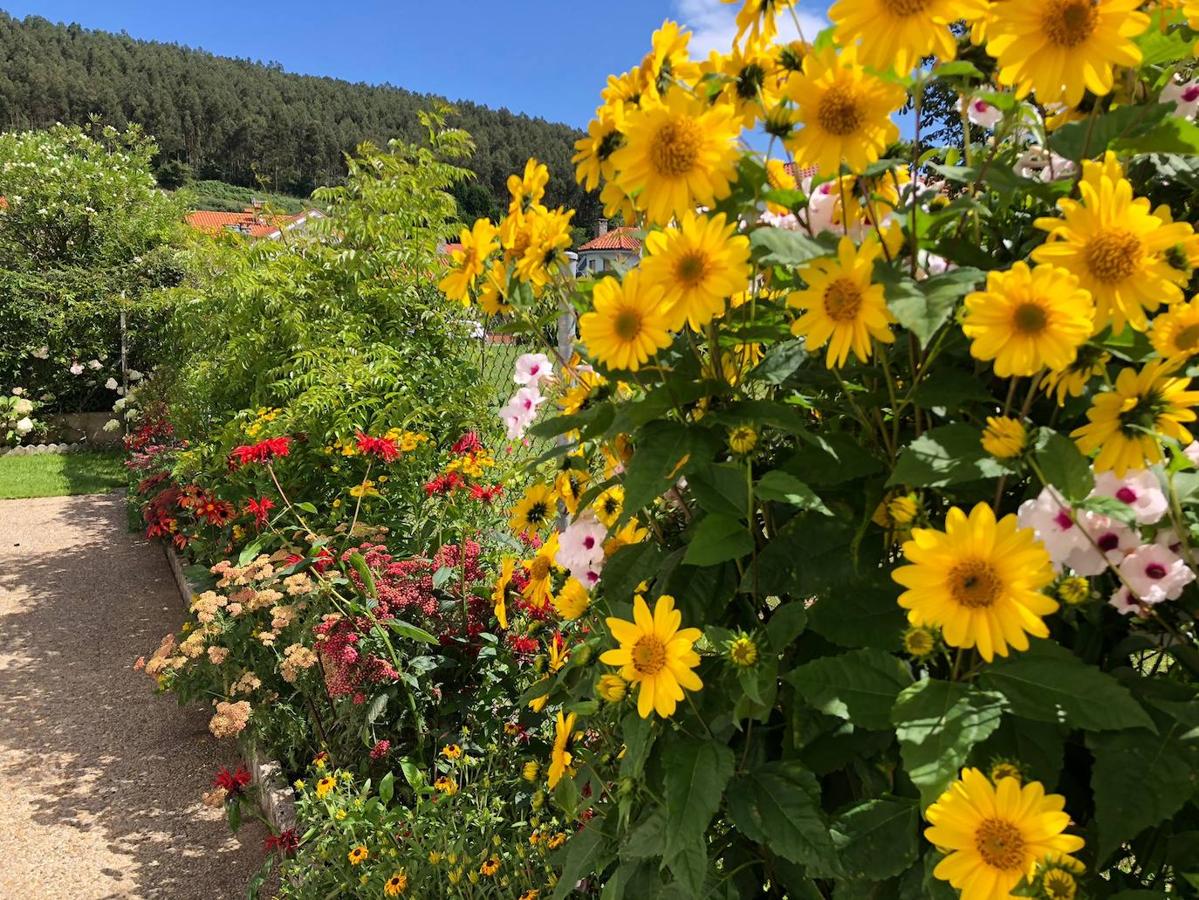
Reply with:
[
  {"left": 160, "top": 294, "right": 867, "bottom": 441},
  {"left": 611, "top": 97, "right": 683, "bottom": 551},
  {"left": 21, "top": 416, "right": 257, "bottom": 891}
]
[{"left": 0, "top": 1, "right": 828, "bottom": 128}]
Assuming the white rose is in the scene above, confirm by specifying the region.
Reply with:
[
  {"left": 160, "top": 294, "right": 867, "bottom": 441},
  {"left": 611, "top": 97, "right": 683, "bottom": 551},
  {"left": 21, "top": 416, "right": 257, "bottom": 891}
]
[
  {"left": 105, "top": 378, "right": 119, "bottom": 390},
  {"left": 15, "top": 417, "right": 33, "bottom": 436},
  {"left": 11, "top": 387, "right": 22, "bottom": 396},
  {"left": 69, "top": 363, "right": 84, "bottom": 375},
  {"left": 128, "top": 370, "right": 143, "bottom": 381},
  {"left": 88, "top": 359, "right": 102, "bottom": 370},
  {"left": 31, "top": 346, "right": 49, "bottom": 360}
]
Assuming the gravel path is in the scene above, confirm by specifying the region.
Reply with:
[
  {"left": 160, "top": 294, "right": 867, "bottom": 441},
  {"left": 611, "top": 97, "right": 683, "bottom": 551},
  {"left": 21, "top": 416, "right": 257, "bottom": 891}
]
[{"left": 0, "top": 493, "right": 266, "bottom": 899}]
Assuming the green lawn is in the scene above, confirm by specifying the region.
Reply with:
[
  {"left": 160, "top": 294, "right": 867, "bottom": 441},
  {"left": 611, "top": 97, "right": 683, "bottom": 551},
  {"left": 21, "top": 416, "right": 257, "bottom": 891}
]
[{"left": 0, "top": 450, "right": 126, "bottom": 499}]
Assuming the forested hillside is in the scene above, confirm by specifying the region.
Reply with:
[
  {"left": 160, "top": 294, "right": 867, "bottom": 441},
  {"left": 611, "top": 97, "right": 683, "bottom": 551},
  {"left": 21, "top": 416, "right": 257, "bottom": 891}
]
[{"left": 0, "top": 13, "right": 600, "bottom": 226}]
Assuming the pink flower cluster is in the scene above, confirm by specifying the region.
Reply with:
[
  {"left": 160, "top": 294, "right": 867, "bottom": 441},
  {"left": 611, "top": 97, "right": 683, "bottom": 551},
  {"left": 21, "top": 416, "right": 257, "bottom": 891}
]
[
  {"left": 500, "top": 353, "right": 553, "bottom": 440},
  {"left": 556, "top": 510, "right": 608, "bottom": 588}
]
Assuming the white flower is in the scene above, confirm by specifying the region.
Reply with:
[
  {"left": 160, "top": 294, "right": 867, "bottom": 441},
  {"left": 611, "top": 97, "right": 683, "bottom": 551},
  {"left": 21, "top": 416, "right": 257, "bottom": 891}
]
[
  {"left": 805, "top": 180, "right": 838, "bottom": 236},
  {"left": 14, "top": 417, "right": 33, "bottom": 435},
  {"left": 13, "top": 398, "right": 33, "bottom": 416},
  {"left": 556, "top": 510, "right": 608, "bottom": 583},
  {"left": 965, "top": 96, "right": 1002, "bottom": 130},
  {"left": 31, "top": 346, "right": 49, "bottom": 360},
  {"left": 1185, "top": 441, "right": 1199, "bottom": 467},
  {"left": 759, "top": 210, "right": 801, "bottom": 230},
  {"left": 1161, "top": 77, "right": 1199, "bottom": 120},
  {"left": 1017, "top": 487, "right": 1089, "bottom": 571},
  {"left": 103, "top": 418, "right": 121, "bottom": 433},
  {"left": 1015, "top": 146, "right": 1077, "bottom": 182},
  {"left": 10, "top": 387, "right": 22, "bottom": 396},
  {"left": 499, "top": 386, "right": 546, "bottom": 440},
  {"left": 1109, "top": 586, "right": 1140, "bottom": 617},
  {"left": 1071, "top": 512, "right": 1139, "bottom": 576},
  {"left": 105, "top": 377, "right": 119, "bottom": 391},
  {"left": 69, "top": 362, "right": 84, "bottom": 376},
  {"left": 1091, "top": 469, "right": 1168, "bottom": 525},
  {"left": 1118, "top": 544, "right": 1195, "bottom": 605},
  {"left": 87, "top": 359, "right": 102, "bottom": 370},
  {"left": 514, "top": 353, "right": 554, "bottom": 388},
  {"left": 127, "top": 369, "right": 144, "bottom": 382}
]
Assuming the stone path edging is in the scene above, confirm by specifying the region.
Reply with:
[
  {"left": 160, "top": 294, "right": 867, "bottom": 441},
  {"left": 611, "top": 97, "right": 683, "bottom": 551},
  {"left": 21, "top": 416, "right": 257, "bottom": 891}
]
[{"left": 163, "top": 544, "right": 297, "bottom": 835}]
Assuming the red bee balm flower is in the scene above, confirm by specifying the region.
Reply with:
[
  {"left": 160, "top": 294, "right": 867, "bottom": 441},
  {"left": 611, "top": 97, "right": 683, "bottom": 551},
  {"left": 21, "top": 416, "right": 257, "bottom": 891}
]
[
  {"left": 355, "top": 432, "right": 400, "bottom": 462},
  {"left": 230, "top": 436, "right": 292, "bottom": 467},
  {"left": 452, "top": 431, "right": 483, "bottom": 455},
  {"left": 263, "top": 828, "right": 299, "bottom": 856},
  {"left": 246, "top": 497, "right": 275, "bottom": 529},
  {"left": 213, "top": 766, "right": 252, "bottom": 796}
]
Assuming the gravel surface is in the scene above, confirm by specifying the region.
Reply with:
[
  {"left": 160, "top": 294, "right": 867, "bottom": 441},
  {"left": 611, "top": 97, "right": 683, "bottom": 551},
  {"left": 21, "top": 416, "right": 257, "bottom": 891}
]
[{"left": 0, "top": 493, "right": 267, "bottom": 899}]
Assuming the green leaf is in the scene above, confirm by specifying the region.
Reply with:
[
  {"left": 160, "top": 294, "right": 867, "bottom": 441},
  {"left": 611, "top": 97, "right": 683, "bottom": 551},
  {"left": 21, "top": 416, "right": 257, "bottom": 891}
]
[
  {"left": 756, "top": 470, "right": 831, "bottom": 515},
  {"left": 888, "top": 423, "right": 1011, "bottom": 488},
  {"left": 785, "top": 432, "right": 883, "bottom": 485},
  {"left": 551, "top": 820, "right": 611, "bottom": 900},
  {"left": 683, "top": 513, "right": 754, "bottom": 566},
  {"left": 881, "top": 267, "right": 982, "bottom": 348},
  {"left": 979, "top": 641, "right": 1155, "bottom": 733},
  {"left": 767, "top": 602, "right": 809, "bottom": 651},
  {"left": 972, "top": 716, "right": 1066, "bottom": 788},
  {"left": 750, "top": 226, "right": 827, "bottom": 267},
  {"left": 622, "top": 420, "right": 719, "bottom": 520},
  {"left": 689, "top": 463, "right": 749, "bottom": 519},
  {"left": 237, "top": 538, "right": 265, "bottom": 567},
  {"left": 1049, "top": 103, "right": 1172, "bottom": 161},
  {"left": 226, "top": 799, "right": 242, "bottom": 833},
  {"left": 295, "top": 501, "right": 318, "bottom": 514},
  {"left": 661, "top": 739, "right": 735, "bottom": 862},
  {"left": 830, "top": 798, "right": 921, "bottom": 880},
  {"left": 665, "top": 834, "right": 708, "bottom": 897},
  {"left": 602, "top": 542, "right": 670, "bottom": 604},
  {"left": 727, "top": 761, "right": 836, "bottom": 866},
  {"left": 378, "top": 771, "right": 395, "bottom": 805},
  {"left": 365, "top": 692, "right": 388, "bottom": 724},
  {"left": 1112, "top": 116, "right": 1199, "bottom": 155},
  {"left": 787, "top": 648, "right": 913, "bottom": 730},
  {"left": 892, "top": 680, "right": 1008, "bottom": 807},
  {"left": 1032, "top": 429, "right": 1094, "bottom": 502},
  {"left": 431, "top": 565, "right": 455, "bottom": 588},
  {"left": 748, "top": 338, "right": 809, "bottom": 385},
  {"left": 399, "top": 757, "right": 424, "bottom": 791},
  {"left": 806, "top": 582, "right": 906, "bottom": 651},
  {"left": 389, "top": 619, "right": 439, "bottom": 645},
  {"left": 910, "top": 369, "right": 995, "bottom": 412},
  {"left": 348, "top": 551, "right": 377, "bottom": 599}
]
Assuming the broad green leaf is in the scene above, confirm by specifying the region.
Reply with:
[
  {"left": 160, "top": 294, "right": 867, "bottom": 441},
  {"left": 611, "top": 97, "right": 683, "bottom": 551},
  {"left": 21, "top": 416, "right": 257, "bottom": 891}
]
[
  {"left": 601, "top": 542, "right": 669, "bottom": 605},
  {"left": 389, "top": 619, "right": 439, "bottom": 645},
  {"left": 237, "top": 538, "right": 265, "bottom": 567},
  {"left": 756, "top": 470, "right": 831, "bottom": 515},
  {"left": 806, "top": 582, "right": 906, "bottom": 651},
  {"left": 979, "top": 641, "right": 1155, "bottom": 733},
  {"left": 830, "top": 798, "right": 921, "bottom": 880},
  {"left": 378, "top": 771, "right": 394, "bottom": 805},
  {"left": 683, "top": 513, "right": 754, "bottom": 566},
  {"left": 295, "top": 501, "right": 318, "bottom": 514},
  {"left": 661, "top": 739, "right": 735, "bottom": 862},
  {"left": 786, "top": 432, "right": 883, "bottom": 485},
  {"left": 1032, "top": 429, "right": 1094, "bottom": 502},
  {"left": 727, "top": 761, "right": 836, "bottom": 866},
  {"left": 888, "top": 423, "right": 1011, "bottom": 488},
  {"left": 1049, "top": 103, "right": 1172, "bottom": 161},
  {"left": 880, "top": 267, "right": 982, "bottom": 348},
  {"left": 787, "top": 648, "right": 913, "bottom": 730},
  {"left": 689, "top": 462, "right": 749, "bottom": 519},
  {"left": 551, "top": 819, "right": 611, "bottom": 900},
  {"left": 750, "top": 226, "right": 827, "bottom": 267},
  {"left": 622, "top": 421, "right": 719, "bottom": 520},
  {"left": 972, "top": 716, "right": 1066, "bottom": 789},
  {"left": 365, "top": 692, "right": 388, "bottom": 724},
  {"left": 665, "top": 834, "right": 708, "bottom": 897},
  {"left": 348, "top": 551, "right": 377, "bottom": 599},
  {"left": 892, "top": 680, "right": 1008, "bottom": 806},
  {"left": 767, "top": 601, "right": 809, "bottom": 651}
]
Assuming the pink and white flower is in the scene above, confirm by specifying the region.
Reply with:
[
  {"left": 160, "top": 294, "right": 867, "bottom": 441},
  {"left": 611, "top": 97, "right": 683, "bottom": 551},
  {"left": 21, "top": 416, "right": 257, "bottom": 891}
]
[
  {"left": 965, "top": 96, "right": 1002, "bottom": 129},
  {"left": 1071, "top": 512, "right": 1139, "bottom": 576},
  {"left": 514, "top": 353, "right": 554, "bottom": 389},
  {"left": 1017, "top": 487, "right": 1089, "bottom": 571},
  {"left": 1109, "top": 586, "right": 1140, "bottom": 616},
  {"left": 499, "top": 386, "right": 546, "bottom": 440},
  {"left": 1162, "top": 77, "right": 1199, "bottom": 120},
  {"left": 1185, "top": 441, "right": 1199, "bottom": 467},
  {"left": 1118, "top": 543, "right": 1195, "bottom": 605},
  {"left": 556, "top": 511, "right": 608, "bottom": 583},
  {"left": 1091, "top": 469, "right": 1168, "bottom": 525},
  {"left": 69, "top": 362, "right": 84, "bottom": 376}
]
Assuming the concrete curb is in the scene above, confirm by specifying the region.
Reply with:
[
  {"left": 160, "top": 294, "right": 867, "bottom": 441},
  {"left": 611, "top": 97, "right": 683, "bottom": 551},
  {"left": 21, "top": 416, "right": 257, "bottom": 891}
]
[
  {"left": 0, "top": 442, "right": 92, "bottom": 456},
  {"left": 163, "top": 544, "right": 297, "bottom": 834}
]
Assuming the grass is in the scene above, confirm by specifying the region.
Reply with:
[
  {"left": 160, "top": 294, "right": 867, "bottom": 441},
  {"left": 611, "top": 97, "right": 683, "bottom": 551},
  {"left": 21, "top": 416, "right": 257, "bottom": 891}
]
[
  {"left": 180, "top": 179, "right": 311, "bottom": 214},
  {"left": 0, "top": 451, "right": 126, "bottom": 499}
]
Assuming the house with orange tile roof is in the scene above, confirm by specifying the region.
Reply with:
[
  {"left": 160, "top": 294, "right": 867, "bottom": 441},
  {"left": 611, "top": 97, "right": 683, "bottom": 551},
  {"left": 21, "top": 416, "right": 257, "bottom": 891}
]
[
  {"left": 576, "top": 220, "right": 640, "bottom": 275},
  {"left": 184, "top": 203, "right": 324, "bottom": 239}
]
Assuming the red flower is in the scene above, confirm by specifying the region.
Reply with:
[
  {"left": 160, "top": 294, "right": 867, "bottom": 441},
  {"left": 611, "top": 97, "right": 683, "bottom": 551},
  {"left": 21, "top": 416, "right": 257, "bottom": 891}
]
[
  {"left": 452, "top": 431, "right": 482, "bottom": 455},
  {"left": 355, "top": 432, "right": 400, "bottom": 462},
  {"left": 263, "top": 828, "right": 299, "bottom": 856},
  {"left": 508, "top": 634, "right": 538, "bottom": 656},
  {"left": 469, "top": 483, "right": 504, "bottom": 504},
  {"left": 213, "top": 766, "right": 252, "bottom": 796},
  {"left": 230, "top": 436, "right": 292, "bottom": 467},
  {"left": 246, "top": 497, "right": 275, "bottom": 529},
  {"left": 197, "top": 498, "right": 236, "bottom": 527},
  {"left": 370, "top": 739, "right": 391, "bottom": 760}
]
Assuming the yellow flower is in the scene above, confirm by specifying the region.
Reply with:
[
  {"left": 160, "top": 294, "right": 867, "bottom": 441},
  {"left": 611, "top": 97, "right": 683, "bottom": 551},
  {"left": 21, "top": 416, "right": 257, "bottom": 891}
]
[
  {"left": 724, "top": 0, "right": 797, "bottom": 44},
  {"left": 1056, "top": 576, "right": 1090, "bottom": 606},
  {"left": 522, "top": 533, "right": 561, "bottom": 609},
  {"left": 892, "top": 503, "right": 1057, "bottom": 662},
  {"left": 547, "top": 634, "right": 569, "bottom": 673},
  {"left": 509, "top": 484, "right": 558, "bottom": 536},
  {"left": 492, "top": 557, "right": 516, "bottom": 630},
  {"left": 508, "top": 158, "right": 549, "bottom": 215},
  {"left": 925, "top": 768, "right": 1084, "bottom": 900},
  {"left": 605, "top": 518, "right": 649, "bottom": 557},
  {"left": 579, "top": 271, "right": 674, "bottom": 372},
  {"left": 726, "top": 633, "right": 759, "bottom": 668},
  {"left": 902, "top": 626, "right": 938, "bottom": 660},
  {"left": 888, "top": 494, "right": 919, "bottom": 526},
  {"left": 441, "top": 744, "right": 463, "bottom": 760},
  {"left": 765, "top": 157, "right": 797, "bottom": 215},
  {"left": 638, "top": 20, "right": 702, "bottom": 97},
  {"left": 315, "top": 776, "right": 335, "bottom": 799},
  {"left": 1151, "top": 296, "right": 1199, "bottom": 359},
  {"left": 574, "top": 104, "right": 625, "bottom": 192},
  {"left": 348, "top": 845, "right": 369, "bottom": 866},
  {"left": 553, "top": 577, "right": 591, "bottom": 621},
  {"left": 384, "top": 871, "right": 409, "bottom": 896},
  {"left": 610, "top": 87, "right": 740, "bottom": 226},
  {"left": 348, "top": 480, "right": 380, "bottom": 499},
  {"left": 433, "top": 776, "right": 458, "bottom": 796},
  {"left": 962, "top": 262, "right": 1093, "bottom": 377},
  {"left": 593, "top": 486, "right": 625, "bottom": 527},
  {"left": 980, "top": 417, "right": 1027, "bottom": 460},
  {"left": 597, "top": 673, "right": 628, "bottom": 702},
  {"left": 641, "top": 212, "right": 752, "bottom": 332},
  {"left": 728, "top": 425, "right": 758, "bottom": 455},
  {"left": 984, "top": 0, "right": 1147, "bottom": 108},
  {"left": 830, "top": 0, "right": 987, "bottom": 74},
  {"left": 1042, "top": 349, "right": 1110, "bottom": 407},
  {"left": 1033, "top": 153, "right": 1196, "bottom": 333},
  {"left": 480, "top": 856, "right": 500, "bottom": 877},
  {"left": 478, "top": 265, "right": 512, "bottom": 316},
  {"left": 702, "top": 37, "right": 781, "bottom": 127},
  {"left": 510, "top": 206, "right": 575, "bottom": 291},
  {"left": 1072, "top": 361, "right": 1199, "bottom": 475},
  {"left": 439, "top": 218, "right": 498, "bottom": 305},
  {"left": 555, "top": 468, "right": 589, "bottom": 516},
  {"left": 1037, "top": 854, "right": 1085, "bottom": 900},
  {"left": 601, "top": 594, "right": 703, "bottom": 718},
  {"left": 547, "top": 710, "right": 578, "bottom": 789},
  {"left": 547, "top": 833, "right": 567, "bottom": 850},
  {"left": 787, "top": 236, "right": 894, "bottom": 368},
  {"left": 519, "top": 891, "right": 540, "bottom": 900},
  {"left": 990, "top": 760, "right": 1024, "bottom": 784},
  {"left": 785, "top": 47, "right": 905, "bottom": 176},
  {"left": 522, "top": 761, "right": 540, "bottom": 782}
]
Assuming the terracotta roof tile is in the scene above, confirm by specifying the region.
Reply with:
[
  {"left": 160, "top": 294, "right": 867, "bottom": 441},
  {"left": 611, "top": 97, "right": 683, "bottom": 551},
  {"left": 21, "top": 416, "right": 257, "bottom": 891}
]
[
  {"left": 578, "top": 226, "right": 641, "bottom": 253},
  {"left": 185, "top": 207, "right": 319, "bottom": 239}
]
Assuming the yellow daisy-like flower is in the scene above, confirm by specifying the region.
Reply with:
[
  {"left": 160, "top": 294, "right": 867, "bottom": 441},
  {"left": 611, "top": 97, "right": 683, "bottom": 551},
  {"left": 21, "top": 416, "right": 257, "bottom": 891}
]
[
  {"left": 961, "top": 262, "right": 1094, "bottom": 377},
  {"left": 600, "top": 594, "right": 703, "bottom": 718},
  {"left": 1037, "top": 853, "right": 1085, "bottom": 900},
  {"left": 610, "top": 87, "right": 741, "bottom": 226},
  {"left": 638, "top": 20, "right": 702, "bottom": 96},
  {"left": 522, "top": 761, "right": 540, "bottom": 782},
  {"left": 702, "top": 37, "right": 780, "bottom": 127},
  {"left": 1033, "top": 153, "right": 1195, "bottom": 334},
  {"left": 574, "top": 104, "right": 625, "bottom": 192},
  {"left": 1071, "top": 361, "right": 1199, "bottom": 475},
  {"left": 726, "top": 633, "right": 759, "bottom": 668},
  {"left": 990, "top": 760, "right": 1024, "bottom": 784},
  {"left": 984, "top": 0, "right": 1147, "bottom": 108},
  {"left": 605, "top": 518, "right": 650, "bottom": 557},
  {"left": 728, "top": 425, "right": 758, "bottom": 455},
  {"left": 596, "top": 673, "right": 628, "bottom": 702},
  {"left": 579, "top": 271, "right": 674, "bottom": 372},
  {"left": 553, "top": 577, "right": 591, "bottom": 620},
  {"left": 508, "top": 158, "right": 549, "bottom": 216},
  {"left": 513, "top": 206, "right": 575, "bottom": 291},
  {"left": 830, "top": 0, "right": 988, "bottom": 75},
  {"left": 479, "top": 856, "right": 501, "bottom": 877},
  {"left": 723, "top": 0, "right": 797, "bottom": 44},
  {"left": 348, "top": 845, "right": 369, "bottom": 866},
  {"left": 892, "top": 503, "right": 1057, "bottom": 662},
  {"left": 902, "top": 625, "right": 938, "bottom": 660},
  {"left": 1150, "top": 296, "right": 1199, "bottom": 360},
  {"left": 555, "top": 467, "right": 589, "bottom": 516},
  {"left": 492, "top": 557, "right": 515, "bottom": 630},
  {"left": 547, "top": 710, "right": 578, "bottom": 789},
  {"left": 1041, "top": 348, "right": 1110, "bottom": 407},
  {"left": 1056, "top": 575, "right": 1090, "bottom": 606},
  {"left": 433, "top": 776, "right": 458, "bottom": 796},
  {"left": 315, "top": 776, "right": 335, "bottom": 799},
  {"left": 438, "top": 218, "right": 498, "bottom": 305},
  {"left": 765, "top": 157, "right": 798, "bottom": 215},
  {"left": 981, "top": 417, "right": 1027, "bottom": 460},
  {"left": 785, "top": 47, "right": 905, "bottom": 176},
  {"left": 925, "top": 768, "right": 1085, "bottom": 900},
  {"left": 641, "top": 212, "right": 752, "bottom": 332},
  {"left": 522, "top": 533, "right": 561, "bottom": 609},
  {"left": 384, "top": 871, "right": 409, "bottom": 896},
  {"left": 787, "top": 235, "right": 894, "bottom": 369},
  {"left": 441, "top": 744, "right": 463, "bottom": 760},
  {"left": 509, "top": 484, "right": 558, "bottom": 536},
  {"left": 478, "top": 266, "right": 512, "bottom": 317},
  {"left": 593, "top": 485, "right": 625, "bottom": 527}
]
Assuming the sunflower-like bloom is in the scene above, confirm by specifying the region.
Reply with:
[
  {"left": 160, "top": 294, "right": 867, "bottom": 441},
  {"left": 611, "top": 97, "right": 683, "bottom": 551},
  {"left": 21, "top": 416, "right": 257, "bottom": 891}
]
[
  {"left": 961, "top": 262, "right": 1094, "bottom": 377},
  {"left": 438, "top": 218, "right": 498, "bottom": 304},
  {"left": 492, "top": 557, "right": 516, "bottom": 630},
  {"left": 925, "top": 768, "right": 1085, "bottom": 900},
  {"left": 1072, "top": 361, "right": 1199, "bottom": 475},
  {"left": 765, "top": 158, "right": 798, "bottom": 214},
  {"left": 579, "top": 271, "right": 674, "bottom": 372},
  {"left": 702, "top": 37, "right": 781, "bottom": 127},
  {"left": 787, "top": 235, "right": 894, "bottom": 368},
  {"left": 1033, "top": 154, "right": 1196, "bottom": 334},
  {"left": 522, "top": 533, "right": 561, "bottom": 609},
  {"left": 509, "top": 483, "right": 558, "bottom": 536},
  {"left": 981, "top": 416, "right": 1027, "bottom": 459},
  {"left": 1150, "top": 296, "right": 1199, "bottom": 360},
  {"left": 723, "top": 0, "right": 797, "bottom": 44},
  {"left": 553, "top": 577, "right": 591, "bottom": 620},
  {"left": 554, "top": 467, "right": 589, "bottom": 516},
  {"left": 547, "top": 710, "right": 578, "bottom": 788},
  {"left": 984, "top": 0, "right": 1147, "bottom": 108},
  {"left": 638, "top": 20, "right": 701, "bottom": 97},
  {"left": 785, "top": 47, "right": 905, "bottom": 176},
  {"left": 508, "top": 158, "right": 549, "bottom": 216},
  {"left": 573, "top": 104, "right": 625, "bottom": 192},
  {"left": 892, "top": 503, "right": 1057, "bottom": 661},
  {"left": 601, "top": 594, "right": 703, "bottom": 718},
  {"left": 829, "top": 0, "right": 988, "bottom": 75},
  {"left": 511, "top": 206, "right": 575, "bottom": 291},
  {"left": 641, "top": 212, "right": 752, "bottom": 332},
  {"left": 593, "top": 485, "right": 625, "bottom": 528},
  {"left": 1041, "top": 347, "right": 1110, "bottom": 406},
  {"left": 610, "top": 87, "right": 741, "bottom": 226}
]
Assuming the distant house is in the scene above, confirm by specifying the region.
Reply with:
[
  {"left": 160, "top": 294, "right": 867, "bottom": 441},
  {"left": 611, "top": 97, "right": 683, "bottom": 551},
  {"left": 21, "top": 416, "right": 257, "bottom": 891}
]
[
  {"left": 784, "top": 162, "right": 820, "bottom": 183},
  {"left": 576, "top": 220, "right": 640, "bottom": 275},
  {"left": 185, "top": 203, "right": 324, "bottom": 239}
]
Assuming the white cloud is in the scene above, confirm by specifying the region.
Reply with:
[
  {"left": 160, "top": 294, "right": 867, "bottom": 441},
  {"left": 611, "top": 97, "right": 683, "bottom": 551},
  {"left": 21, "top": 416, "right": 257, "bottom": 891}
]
[{"left": 674, "top": 0, "right": 828, "bottom": 57}]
